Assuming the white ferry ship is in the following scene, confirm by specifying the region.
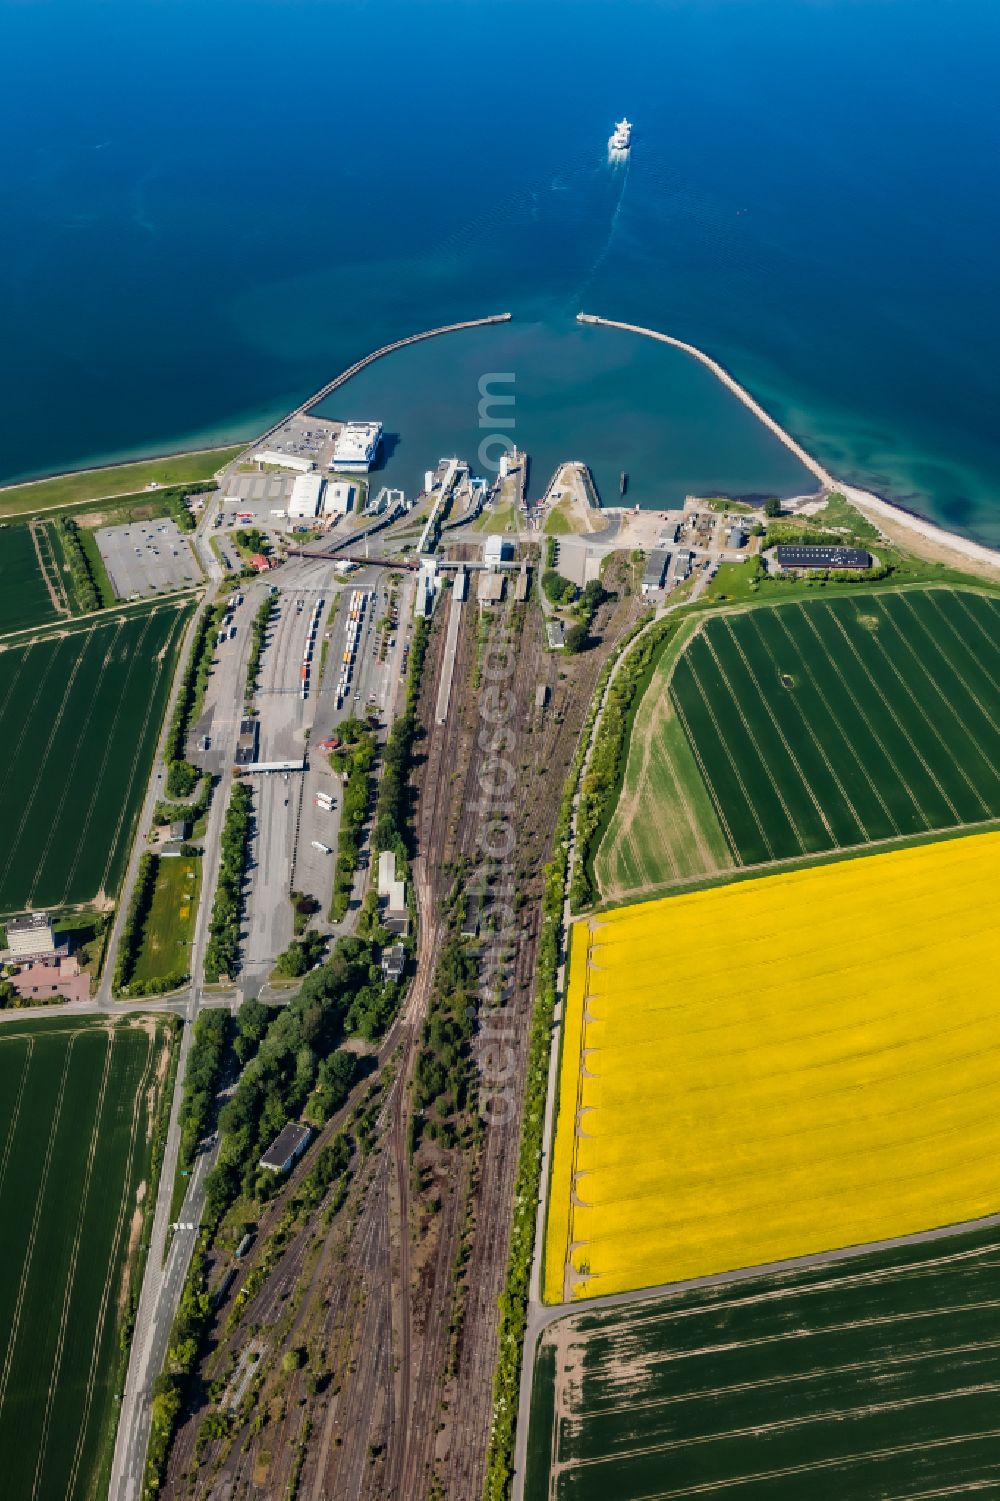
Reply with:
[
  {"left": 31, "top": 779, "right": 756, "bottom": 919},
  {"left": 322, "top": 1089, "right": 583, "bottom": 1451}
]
[
  {"left": 331, "top": 421, "right": 382, "bottom": 473},
  {"left": 608, "top": 118, "right": 632, "bottom": 153}
]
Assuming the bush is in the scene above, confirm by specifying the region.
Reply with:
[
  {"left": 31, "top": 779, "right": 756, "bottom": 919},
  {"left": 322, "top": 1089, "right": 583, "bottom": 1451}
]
[
  {"left": 541, "top": 569, "right": 578, "bottom": 607},
  {"left": 165, "top": 759, "right": 199, "bottom": 799},
  {"left": 274, "top": 930, "right": 327, "bottom": 978}
]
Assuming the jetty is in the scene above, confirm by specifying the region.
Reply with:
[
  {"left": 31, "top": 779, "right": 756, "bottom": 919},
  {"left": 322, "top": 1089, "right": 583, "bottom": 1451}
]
[{"left": 251, "top": 313, "right": 513, "bottom": 455}]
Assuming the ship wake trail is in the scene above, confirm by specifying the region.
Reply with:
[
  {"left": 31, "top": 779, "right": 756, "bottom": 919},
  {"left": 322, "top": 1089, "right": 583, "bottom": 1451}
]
[{"left": 575, "top": 155, "right": 631, "bottom": 307}]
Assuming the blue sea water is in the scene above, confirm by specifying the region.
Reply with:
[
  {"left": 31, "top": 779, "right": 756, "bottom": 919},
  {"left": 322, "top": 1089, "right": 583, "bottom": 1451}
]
[{"left": 3, "top": 0, "right": 1000, "bottom": 540}]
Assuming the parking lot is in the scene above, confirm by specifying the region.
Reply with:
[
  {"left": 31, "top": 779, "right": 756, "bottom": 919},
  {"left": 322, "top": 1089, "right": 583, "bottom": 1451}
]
[
  {"left": 95, "top": 517, "right": 200, "bottom": 598},
  {"left": 251, "top": 414, "right": 341, "bottom": 470}
]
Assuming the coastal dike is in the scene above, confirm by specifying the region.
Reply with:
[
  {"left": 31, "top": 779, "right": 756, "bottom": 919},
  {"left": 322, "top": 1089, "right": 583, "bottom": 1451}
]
[
  {"left": 579, "top": 312, "right": 1000, "bottom": 577},
  {"left": 251, "top": 312, "right": 513, "bottom": 453}
]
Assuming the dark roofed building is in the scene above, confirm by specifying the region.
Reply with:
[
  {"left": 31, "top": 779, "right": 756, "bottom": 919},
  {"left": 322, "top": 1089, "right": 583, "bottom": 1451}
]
[
  {"left": 776, "top": 545, "right": 871, "bottom": 571},
  {"left": 641, "top": 549, "right": 670, "bottom": 594},
  {"left": 235, "top": 716, "right": 259, "bottom": 767},
  {"left": 259, "top": 1121, "right": 311, "bottom": 1174}
]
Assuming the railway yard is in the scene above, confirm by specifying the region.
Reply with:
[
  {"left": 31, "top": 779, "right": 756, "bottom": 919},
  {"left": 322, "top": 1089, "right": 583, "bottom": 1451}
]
[{"left": 155, "top": 538, "right": 642, "bottom": 1499}]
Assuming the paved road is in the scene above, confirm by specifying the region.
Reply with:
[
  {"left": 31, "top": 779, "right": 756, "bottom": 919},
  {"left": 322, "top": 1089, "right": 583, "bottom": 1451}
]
[
  {"left": 107, "top": 496, "right": 256, "bottom": 1500},
  {"left": 107, "top": 514, "right": 418, "bottom": 1495}
]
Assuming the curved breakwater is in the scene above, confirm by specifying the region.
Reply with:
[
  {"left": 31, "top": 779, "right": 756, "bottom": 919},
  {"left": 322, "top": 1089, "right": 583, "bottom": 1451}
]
[
  {"left": 579, "top": 313, "right": 1000, "bottom": 574},
  {"left": 249, "top": 313, "right": 513, "bottom": 452}
]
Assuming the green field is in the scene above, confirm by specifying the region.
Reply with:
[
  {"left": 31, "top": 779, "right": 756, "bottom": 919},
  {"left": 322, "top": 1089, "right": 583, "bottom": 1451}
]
[
  {"left": 526, "top": 1225, "right": 1000, "bottom": 1500},
  {"left": 0, "top": 601, "right": 193, "bottom": 912},
  {"left": 0, "top": 446, "right": 241, "bottom": 518},
  {"left": 0, "top": 1014, "right": 176, "bottom": 1501},
  {"left": 132, "top": 855, "right": 201, "bottom": 986},
  {"left": 598, "top": 587, "right": 1000, "bottom": 896},
  {"left": 0, "top": 524, "right": 66, "bottom": 634}
]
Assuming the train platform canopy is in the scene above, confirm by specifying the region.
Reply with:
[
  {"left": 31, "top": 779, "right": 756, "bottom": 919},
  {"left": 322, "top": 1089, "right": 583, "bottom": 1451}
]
[{"left": 238, "top": 759, "right": 306, "bottom": 775}]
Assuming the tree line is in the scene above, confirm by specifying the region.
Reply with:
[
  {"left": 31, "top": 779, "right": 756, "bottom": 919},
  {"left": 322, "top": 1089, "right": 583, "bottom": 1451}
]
[{"left": 203, "top": 782, "right": 252, "bottom": 982}]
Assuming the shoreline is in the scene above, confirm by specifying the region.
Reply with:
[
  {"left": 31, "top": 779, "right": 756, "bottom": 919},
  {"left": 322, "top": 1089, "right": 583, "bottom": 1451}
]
[
  {"left": 5, "top": 310, "right": 999, "bottom": 580},
  {"left": 578, "top": 313, "right": 1000, "bottom": 579}
]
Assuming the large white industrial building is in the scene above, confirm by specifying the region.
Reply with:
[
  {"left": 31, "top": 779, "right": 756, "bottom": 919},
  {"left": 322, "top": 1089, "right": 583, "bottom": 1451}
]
[
  {"left": 289, "top": 472, "right": 325, "bottom": 518},
  {"left": 255, "top": 449, "right": 315, "bottom": 474},
  {"left": 331, "top": 422, "right": 382, "bottom": 473}
]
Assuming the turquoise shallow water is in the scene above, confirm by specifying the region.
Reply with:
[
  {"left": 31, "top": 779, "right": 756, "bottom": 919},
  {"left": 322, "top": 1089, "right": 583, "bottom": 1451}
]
[{"left": 2, "top": 0, "right": 1000, "bottom": 541}]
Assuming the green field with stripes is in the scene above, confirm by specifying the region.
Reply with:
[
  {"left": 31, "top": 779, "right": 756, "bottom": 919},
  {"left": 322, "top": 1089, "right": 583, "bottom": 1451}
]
[
  {"left": 0, "top": 1015, "right": 175, "bottom": 1501},
  {"left": 597, "top": 588, "right": 1000, "bottom": 897},
  {"left": 0, "top": 600, "right": 192, "bottom": 913},
  {"left": 525, "top": 1225, "right": 1000, "bottom": 1501},
  {"left": 0, "top": 524, "right": 66, "bottom": 634}
]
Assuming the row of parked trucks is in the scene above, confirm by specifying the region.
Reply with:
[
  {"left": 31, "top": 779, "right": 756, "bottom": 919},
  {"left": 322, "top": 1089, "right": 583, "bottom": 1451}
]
[
  {"left": 335, "top": 588, "right": 371, "bottom": 709},
  {"left": 300, "top": 594, "right": 324, "bottom": 700}
]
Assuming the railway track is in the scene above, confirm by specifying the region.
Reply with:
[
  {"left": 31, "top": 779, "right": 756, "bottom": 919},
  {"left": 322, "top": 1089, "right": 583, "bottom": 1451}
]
[{"left": 162, "top": 564, "right": 642, "bottom": 1500}]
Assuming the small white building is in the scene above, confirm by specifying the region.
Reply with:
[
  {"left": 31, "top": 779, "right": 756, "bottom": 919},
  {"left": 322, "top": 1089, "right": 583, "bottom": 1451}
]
[
  {"left": 289, "top": 472, "right": 325, "bottom": 519},
  {"left": 377, "top": 851, "right": 407, "bottom": 914},
  {"left": 323, "top": 481, "right": 356, "bottom": 517},
  {"left": 256, "top": 449, "right": 315, "bottom": 474},
  {"left": 483, "top": 535, "right": 514, "bottom": 567}
]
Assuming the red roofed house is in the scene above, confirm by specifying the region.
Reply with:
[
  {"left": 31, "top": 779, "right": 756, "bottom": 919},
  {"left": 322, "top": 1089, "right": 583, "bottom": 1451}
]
[{"left": 250, "top": 554, "right": 271, "bottom": 573}]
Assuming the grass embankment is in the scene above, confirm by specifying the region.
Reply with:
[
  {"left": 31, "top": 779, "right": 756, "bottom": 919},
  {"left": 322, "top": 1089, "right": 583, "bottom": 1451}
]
[
  {"left": 568, "top": 616, "right": 676, "bottom": 911},
  {"left": 474, "top": 501, "right": 517, "bottom": 533},
  {"left": 0, "top": 446, "right": 242, "bottom": 518},
  {"left": 542, "top": 505, "right": 574, "bottom": 535}
]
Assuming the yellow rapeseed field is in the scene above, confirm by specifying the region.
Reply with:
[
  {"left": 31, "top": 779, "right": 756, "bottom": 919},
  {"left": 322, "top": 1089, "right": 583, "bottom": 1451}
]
[{"left": 543, "top": 830, "right": 1000, "bottom": 1303}]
